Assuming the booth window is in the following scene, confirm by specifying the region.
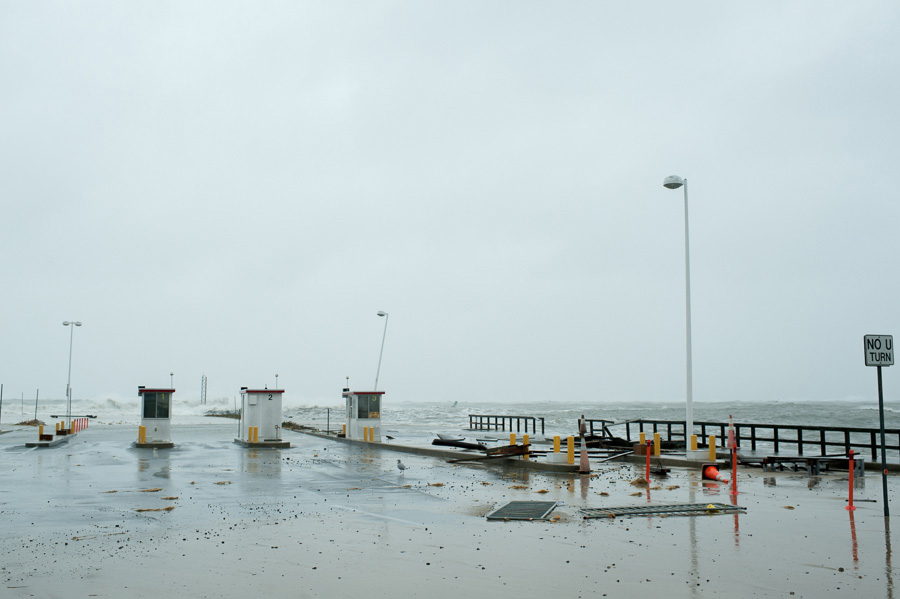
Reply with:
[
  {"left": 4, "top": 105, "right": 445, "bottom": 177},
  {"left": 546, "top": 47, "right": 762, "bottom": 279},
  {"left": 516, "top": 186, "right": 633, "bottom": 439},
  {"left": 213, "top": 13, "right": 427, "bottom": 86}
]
[
  {"left": 142, "top": 392, "right": 170, "bottom": 419},
  {"left": 357, "top": 394, "right": 381, "bottom": 419}
]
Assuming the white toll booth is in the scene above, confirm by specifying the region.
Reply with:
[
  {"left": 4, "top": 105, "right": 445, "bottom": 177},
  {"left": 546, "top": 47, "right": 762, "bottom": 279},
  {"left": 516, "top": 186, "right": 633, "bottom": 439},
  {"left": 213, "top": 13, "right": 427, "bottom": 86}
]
[
  {"left": 136, "top": 386, "right": 175, "bottom": 448},
  {"left": 237, "top": 387, "right": 289, "bottom": 448},
  {"left": 343, "top": 389, "right": 383, "bottom": 441}
]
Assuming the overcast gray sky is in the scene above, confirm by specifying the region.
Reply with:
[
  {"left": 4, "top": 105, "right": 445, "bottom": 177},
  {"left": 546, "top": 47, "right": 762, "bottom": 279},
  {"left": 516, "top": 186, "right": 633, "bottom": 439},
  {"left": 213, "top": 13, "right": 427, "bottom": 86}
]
[{"left": 2, "top": 2, "right": 898, "bottom": 408}]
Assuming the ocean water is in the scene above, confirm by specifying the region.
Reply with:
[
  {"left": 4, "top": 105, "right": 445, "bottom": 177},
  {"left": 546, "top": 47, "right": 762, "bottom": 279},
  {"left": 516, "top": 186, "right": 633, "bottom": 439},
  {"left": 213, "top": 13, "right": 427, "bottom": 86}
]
[{"left": 4, "top": 395, "right": 898, "bottom": 435}]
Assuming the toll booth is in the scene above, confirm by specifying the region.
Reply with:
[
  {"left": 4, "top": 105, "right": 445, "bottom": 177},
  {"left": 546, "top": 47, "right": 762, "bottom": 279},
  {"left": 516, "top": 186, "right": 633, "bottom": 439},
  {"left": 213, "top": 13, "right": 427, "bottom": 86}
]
[
  {"left": 136, "top": 386, "right": 175, "bottom": 448},
  {"left": 343, "top": 389, "right": 383, "bottom": 441},
  {"left": 236, "top": 387, "right": 289, "bottom": 448}
]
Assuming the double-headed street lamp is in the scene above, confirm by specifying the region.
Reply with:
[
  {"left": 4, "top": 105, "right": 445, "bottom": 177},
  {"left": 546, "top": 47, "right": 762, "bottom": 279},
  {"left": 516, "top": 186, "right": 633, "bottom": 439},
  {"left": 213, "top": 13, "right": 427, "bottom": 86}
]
[
  {"left": 662, "top": 175, "right": 694, "bottom": 445},
  {"left": 62, "top": 320, "right": 82, "bottom": 429},
  {"left": 374, "top": 311, "right": 389, "bottom": 391}
]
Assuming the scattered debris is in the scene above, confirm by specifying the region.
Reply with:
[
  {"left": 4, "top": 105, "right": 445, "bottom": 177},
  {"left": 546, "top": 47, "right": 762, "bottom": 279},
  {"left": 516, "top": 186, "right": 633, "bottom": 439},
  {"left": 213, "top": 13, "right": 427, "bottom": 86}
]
[
  {"left": 139, "top": 488, "right": 162, "bottom": 493},
  {"left": 215, "top": 481, "right": 232, "bottom": 485},
  {"left": 509, "top": 485, "right": 528, "bottom": 490},
  {"left": 204, "top": 409, "right": 240, "bottom": 419},
  {"left": 161, "top": 496, "right": 178, "bottom": 500},
  {"left": 630, "top": 478, "right": 649, "bottom": 487},
  {"left": 582, "top": 503, "right": 746, "bottom": 519},
  {"left": 135, "top": 506, "right": 175, "bottom": 512},
  {"left": 282, "top": 421, "right": 315, "bottom": 432},
  {"left": 535, "top": 489, "right": 550, "bottom": 494},
  {"left": 16, "top": 419, "right": 45, "bottom": 426},
  {"left": 784, "top": 505, "right": 796, "bottom": 510},
  {"left": 428, "top": 483, "right": 445, "bottom": 487}
]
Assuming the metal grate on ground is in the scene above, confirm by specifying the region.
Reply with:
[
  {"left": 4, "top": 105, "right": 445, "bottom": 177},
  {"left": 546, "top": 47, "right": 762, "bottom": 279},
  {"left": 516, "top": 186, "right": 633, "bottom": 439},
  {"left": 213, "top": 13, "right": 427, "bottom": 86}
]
[
  {"left": 486, "top": 501, "right": 559, "bottom": 521},
  {"left": 581, "top": 502, "right": 746, "bottom": 519}
]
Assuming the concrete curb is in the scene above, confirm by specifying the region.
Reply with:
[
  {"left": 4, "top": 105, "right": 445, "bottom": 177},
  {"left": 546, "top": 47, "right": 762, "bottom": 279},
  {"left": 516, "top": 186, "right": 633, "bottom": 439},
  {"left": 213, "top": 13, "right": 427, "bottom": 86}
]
[{"left": 293, "top": 429, "right": 583, "bottom": 473}]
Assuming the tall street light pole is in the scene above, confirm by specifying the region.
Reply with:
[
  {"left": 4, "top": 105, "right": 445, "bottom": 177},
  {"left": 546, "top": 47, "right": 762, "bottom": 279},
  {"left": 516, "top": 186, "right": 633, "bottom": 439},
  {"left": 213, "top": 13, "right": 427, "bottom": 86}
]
[
  {"left": 663, "top": 175, "right": 694, "bottom": 446},
  {"left": 374, "top": 311, "right": 389, "bottom": 391},
  {"left": 62, "top": 320, "right": 82, "bottom": 429}
]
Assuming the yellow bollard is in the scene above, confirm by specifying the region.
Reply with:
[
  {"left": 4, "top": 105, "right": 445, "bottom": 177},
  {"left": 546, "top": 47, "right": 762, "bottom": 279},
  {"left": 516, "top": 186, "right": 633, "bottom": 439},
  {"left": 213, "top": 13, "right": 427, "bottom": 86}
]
[
  {"left": 523, "top": 434, "right": 530, "bottom": 460},
  {"left": 39, "top": 425, "right": 44, "bottom": 438},
  {"left": 56, "top": 422, "right": 60, "bottom": 433},
  {"left": 639, "top": 431, "right": 646, "bottom": 445},
  {"left": 342, "top": 424, "right": 346, "bottom": 436},
  {"left": 553, "top": 435, "right": 561, "bottom": 453},
  {"left": 708, "top": 434, "right": 717, "bottom": 461},
  {"left": 691, "top": 434, "right": 698, "bottom": 451},
  {"left": 654, "top": 432, "right": 661, "bottom": 456},
  {"left": 510, "top": 433, "right": 516, "bottom": 446},
  {"left": 255, "top": 427, "right": 259, "bottom": 443},
  {"left": 138, "top": 425, "right": 145, "bottom": 444},
  {"left": 567, "top": 436, "right": 575, "bottom": 465},
  {"left": 366, "top": 427, "right": 371, "bottom": 442}
]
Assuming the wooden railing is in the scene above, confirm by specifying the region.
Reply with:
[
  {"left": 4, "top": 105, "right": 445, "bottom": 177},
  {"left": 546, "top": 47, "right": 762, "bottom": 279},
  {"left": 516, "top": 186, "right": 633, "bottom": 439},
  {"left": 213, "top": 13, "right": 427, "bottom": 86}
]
[{"left": 617, "top": 419, "right": 900, "bottom": 462}]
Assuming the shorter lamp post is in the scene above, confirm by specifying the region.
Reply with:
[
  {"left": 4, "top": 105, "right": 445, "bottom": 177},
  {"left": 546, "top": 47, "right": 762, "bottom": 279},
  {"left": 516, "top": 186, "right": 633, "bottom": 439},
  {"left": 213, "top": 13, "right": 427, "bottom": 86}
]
[{"left": 62, "top": 320, "right": 82, "bottom": 428}]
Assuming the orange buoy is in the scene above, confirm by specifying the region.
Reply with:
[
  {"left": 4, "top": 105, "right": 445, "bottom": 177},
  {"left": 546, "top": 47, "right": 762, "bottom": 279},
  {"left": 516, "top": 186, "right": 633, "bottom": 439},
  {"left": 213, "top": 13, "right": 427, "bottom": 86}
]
[{"left": 703, "top": 464, "right": 729, "bottom": 483}]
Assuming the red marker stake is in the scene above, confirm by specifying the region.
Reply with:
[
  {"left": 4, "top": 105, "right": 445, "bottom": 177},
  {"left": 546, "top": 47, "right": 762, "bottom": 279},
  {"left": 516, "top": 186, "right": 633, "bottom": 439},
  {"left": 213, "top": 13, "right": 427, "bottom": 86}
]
[
  {"left": 846, "top": 449, "right": 856, "bottom": 511},
  {"left": 731, "top": 448, "right": 738, "bottom": 496},
  {"left": 645, "top": 440, "right": 651, "bottom": 484}
]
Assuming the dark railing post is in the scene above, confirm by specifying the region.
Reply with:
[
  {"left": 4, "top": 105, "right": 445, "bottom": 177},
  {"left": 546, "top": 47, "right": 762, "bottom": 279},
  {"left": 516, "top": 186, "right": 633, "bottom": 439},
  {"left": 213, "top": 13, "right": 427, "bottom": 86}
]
[
  {"left": 871, "top": 431, "right": 878, "bottom": 462},
  {"left": 625, "top": 422, "right": 631, "bottom": 441},
  {"left": 797, "top": 428, "right": 803, "bottom": 456},
  {"left": 774, "top": 428, "right": 779, "bottom": 453},
  {"left": 820, "top": 429, "right": 826, "bottom": 455},
  {"left": 751, "top": 425, "right": 757, "bottom": 450},
  {"left": 541, "top": 418, "right": 545, "bottom": 436}
]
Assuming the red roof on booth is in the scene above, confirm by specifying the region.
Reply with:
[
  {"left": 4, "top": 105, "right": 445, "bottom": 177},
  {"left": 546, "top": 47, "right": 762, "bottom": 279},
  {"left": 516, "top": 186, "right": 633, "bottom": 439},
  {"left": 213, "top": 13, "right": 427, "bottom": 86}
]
[{"left": 138, "top": 388, "right": 175, "bottom": 395}]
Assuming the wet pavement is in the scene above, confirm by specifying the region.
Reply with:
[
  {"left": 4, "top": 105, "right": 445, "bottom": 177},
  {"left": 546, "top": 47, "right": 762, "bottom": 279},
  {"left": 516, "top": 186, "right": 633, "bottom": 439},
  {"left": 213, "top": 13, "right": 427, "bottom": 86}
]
[{"left": 0, "top": 423, "right": 897, "bottom": 598}]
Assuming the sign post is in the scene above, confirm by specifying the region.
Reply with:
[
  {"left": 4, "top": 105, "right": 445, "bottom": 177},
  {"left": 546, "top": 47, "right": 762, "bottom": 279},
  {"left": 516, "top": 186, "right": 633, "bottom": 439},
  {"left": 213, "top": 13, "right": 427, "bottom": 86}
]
[{"left": 864, "top": 334, "right": 892, "bottom": 518}]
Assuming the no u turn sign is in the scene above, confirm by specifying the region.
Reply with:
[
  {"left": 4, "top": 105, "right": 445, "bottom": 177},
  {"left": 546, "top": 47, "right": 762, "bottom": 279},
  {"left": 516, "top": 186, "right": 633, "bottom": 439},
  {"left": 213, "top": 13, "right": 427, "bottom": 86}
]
[{"left": 864, "top": 335, "right": 894, "bottom": 367}]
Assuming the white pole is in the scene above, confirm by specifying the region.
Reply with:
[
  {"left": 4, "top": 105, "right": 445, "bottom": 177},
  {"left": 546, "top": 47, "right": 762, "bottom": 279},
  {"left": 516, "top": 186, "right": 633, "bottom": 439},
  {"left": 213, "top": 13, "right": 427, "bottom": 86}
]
[
  {"left": 65, "top": 323, "right": 75, "bottom": 427},
  {"left": 374, "top": 312, "right": 389, "bottom": 391},
  {"left": 682, "top": 179, "right": 694, "bottom": 442}
]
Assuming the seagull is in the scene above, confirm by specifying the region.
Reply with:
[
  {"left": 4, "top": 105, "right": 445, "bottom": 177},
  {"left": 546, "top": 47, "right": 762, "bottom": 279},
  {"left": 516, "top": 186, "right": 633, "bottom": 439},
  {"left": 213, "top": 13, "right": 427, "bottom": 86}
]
[{"left": 396, "top": 459, "right": 407, "bottom": 473}]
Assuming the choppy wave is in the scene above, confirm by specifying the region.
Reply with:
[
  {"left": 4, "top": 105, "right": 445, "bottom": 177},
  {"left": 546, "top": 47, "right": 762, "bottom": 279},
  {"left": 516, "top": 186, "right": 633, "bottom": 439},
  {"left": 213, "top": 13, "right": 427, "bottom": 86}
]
[{"left": 3, "top": 396, "right": 897, "bottom": 433}]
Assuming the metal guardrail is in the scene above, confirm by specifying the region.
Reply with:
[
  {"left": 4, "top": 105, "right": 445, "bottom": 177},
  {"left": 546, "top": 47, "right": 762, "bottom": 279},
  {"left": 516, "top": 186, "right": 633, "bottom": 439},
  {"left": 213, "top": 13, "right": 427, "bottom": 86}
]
[{"left": 468, "top": 414, "right": 545, "bottom": 435}]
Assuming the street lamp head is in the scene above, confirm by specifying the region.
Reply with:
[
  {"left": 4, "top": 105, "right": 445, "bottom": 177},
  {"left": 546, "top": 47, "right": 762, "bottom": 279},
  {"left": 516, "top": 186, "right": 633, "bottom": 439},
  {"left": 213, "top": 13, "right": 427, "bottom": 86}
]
[
  {"left": 74, "top": 322, "right": 82, "bottom": 326},
  {"left": 63, "top": 321, "right": 83, "bottom": 326},
  {"left": 663, "top": 175, "right": 685, "bottom": 190},
  {"left": 377, "top": 311, "right": 388, "bottom": 317}
]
